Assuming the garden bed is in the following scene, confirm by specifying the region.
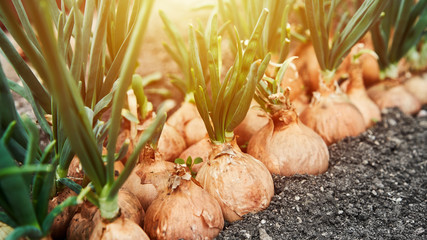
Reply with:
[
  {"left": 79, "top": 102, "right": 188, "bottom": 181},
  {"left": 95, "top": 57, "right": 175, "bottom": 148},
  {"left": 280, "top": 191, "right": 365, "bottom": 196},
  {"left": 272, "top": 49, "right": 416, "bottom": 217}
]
[{"left": 217, "top": 106, "right": 427, "bottom": 239}]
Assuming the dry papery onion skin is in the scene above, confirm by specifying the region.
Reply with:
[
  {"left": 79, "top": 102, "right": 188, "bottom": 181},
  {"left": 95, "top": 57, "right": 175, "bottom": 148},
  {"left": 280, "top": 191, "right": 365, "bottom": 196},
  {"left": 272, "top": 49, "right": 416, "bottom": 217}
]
[
  {"left": 122, "top": 151, "right": 175, "bottom": 211},
  {"left": 144, "top": 171, "right": 224, "bottom": 240},
  {"left": 248, "top": 110, "right": 329, "bottom": 176},
  {"left": 90, "top": 216, "right": 149, "bottom": 240},
  {"left": 367, "top": 81, "right": 421, "bottom": 115},
  {"left": 234, "top": 103, "right": 269, "bottom": 151},
  {"left": 196, "top": 139, "right": 274, "bottom": 222},
  {"left": 403, "top": 74, "right": 427, "bottom": 105},
  {"left": 347, "top": 89, "right": 382, "bottom": 127},
  {"left": 49, "top": 188, "right": 78, "bottom": 240},
  {"left": 300, "top": 93, "right": 366, "bottom": 146}
]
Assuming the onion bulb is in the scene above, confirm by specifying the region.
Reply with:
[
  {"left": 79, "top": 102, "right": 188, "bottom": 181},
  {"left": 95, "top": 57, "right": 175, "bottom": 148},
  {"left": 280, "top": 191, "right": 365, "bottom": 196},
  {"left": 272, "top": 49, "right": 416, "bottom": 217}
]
[
  {"left": 90, "top": 216, "right": 149, "bottom": 240},
  {"left": 49, "top": 188, "right": 78, "bottom": 240},
  {"left": 122, "top": 147, "right": 174, "bottom": 210},
  {"left": 196, "top": 139, "right": 274, "bottom": 222},
  {"left": 157, "top": 123, "right": 187, "bottom": 162},
  {"left": 144, "top": 166, "right": 224, "bottom": 239},
  {"left": 403, "top": 74, "right": 427, "bottom": 104},
  {"left": 300, "top": 92, "right": 366, "bottom": 145},
  {"left": 367, "top": 80, "right": 421, "bottom": 115},
  {"left": 346, "top": 45, "right": 382, "bottom": 127},
  {"left": 234, "top": 101, "right": 268, "bottom": 151},
  {"left": 248, "top": 109, "right": 329, "bottom": 175},
  {"left": 67, "top": 201, "right": 98, "bottom": 240},
  {"left": 167, "top": 102, "right": 207, "bottom": 146}
]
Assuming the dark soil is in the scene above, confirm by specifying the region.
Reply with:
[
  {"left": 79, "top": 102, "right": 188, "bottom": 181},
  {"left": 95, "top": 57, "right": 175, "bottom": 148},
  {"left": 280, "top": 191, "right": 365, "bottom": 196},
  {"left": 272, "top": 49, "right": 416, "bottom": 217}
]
[{"left": 217, "top": 106, "right": 427, "bottom": 240}]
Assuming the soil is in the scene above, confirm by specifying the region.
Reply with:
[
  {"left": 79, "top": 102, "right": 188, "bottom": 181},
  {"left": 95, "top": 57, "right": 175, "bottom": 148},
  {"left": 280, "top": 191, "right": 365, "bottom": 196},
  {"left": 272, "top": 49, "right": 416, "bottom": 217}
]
[{"left": 217, "top": 106, "right": 427, "bottom": 240}]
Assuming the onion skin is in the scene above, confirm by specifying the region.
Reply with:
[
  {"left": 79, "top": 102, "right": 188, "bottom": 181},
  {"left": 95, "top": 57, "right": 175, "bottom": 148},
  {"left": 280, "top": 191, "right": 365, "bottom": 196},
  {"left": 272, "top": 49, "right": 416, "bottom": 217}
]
[
  {"left": 248, "top": 110, "right": 329, "bottom": 176},
  {"left": 144, "top": 174, "right": 224, "bottom": 240},
  {"left": 346, "top": 51, "right": 382, "bottom": 127},
  {"left": 90, "top": 216, "right": 149, "bottom": 240},
  {"left": 122, "top": 148, "right": 174, "bottom": 211},
  {"left": 67, "top": 201, "right": 98, "bottom": 240},
  {"left": 49, "top": 188, "right": 78, "bottom": 240},
  {"left": 403, "top": 75, "right": 427, "bottom": 105},
  {"left": 183, "top": 117, "right": 208, "bottom": 147},
  {"left": 300, "top": 93, "right": 366, "bottom": 145},
  {"left": 367, "top": 81, "right": 421, "bottom": 115},
  {"left": 347, "top": 89, "right": 382, "bottom": 127},
  {"left": 167, "top": 102, "right": 207, "bottom": 147},
  {"left": 196, "top": 140, "right": 274, "bottom": 222},
  {"left": 157, "top": 123, "right": 187, "bottom": 162},
  {"left": 234, "top": 102, "right": 268, "bottom": 151}
]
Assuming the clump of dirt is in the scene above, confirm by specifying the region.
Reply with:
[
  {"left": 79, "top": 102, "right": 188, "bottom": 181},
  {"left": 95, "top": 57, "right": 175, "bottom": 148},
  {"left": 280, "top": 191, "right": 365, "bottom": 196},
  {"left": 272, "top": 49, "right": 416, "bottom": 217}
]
[{"left": 217, "top": 106, "right": 427, "bottom": 239}]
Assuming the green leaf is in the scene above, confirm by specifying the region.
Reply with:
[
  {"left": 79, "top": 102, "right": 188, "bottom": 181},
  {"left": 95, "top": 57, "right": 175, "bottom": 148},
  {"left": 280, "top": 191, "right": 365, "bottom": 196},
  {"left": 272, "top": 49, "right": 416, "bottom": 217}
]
[
  {"left": 193, "top": 157, "right": 203, "bottom": 165},
  {"left": 174, "top": 158, "right": 185, "bottom": 165},
  {"left": 6, "top": 226, "right": 42, "bottom": 240},
  {"left": 186, "top": 156, "right": 192, "bottom": 167}
]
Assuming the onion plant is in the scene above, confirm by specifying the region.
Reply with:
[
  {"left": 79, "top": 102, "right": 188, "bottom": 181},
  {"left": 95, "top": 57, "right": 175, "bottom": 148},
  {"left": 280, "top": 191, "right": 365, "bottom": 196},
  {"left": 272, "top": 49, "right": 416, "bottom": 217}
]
[
  {"left": 370, "top": 0, "right": 427, "bottom": 79},
  {"left": 190, "top": 9, "right": 275, "bottom": 222},
  {"left": 0, "top": 0, "right": 151, "bottom": 184},
  {"left": 2, "top": 0, "right": 159, "bottom": 225},
  {"left": 299, "top": 0, "right": 388, "bottom": 145},
  {"left": 190, "top": 9, "right": 271, "bottom": 144},
  {"left": 0, "top": 61, "right": 78, "bottom": 240},
  {"left": 304, "top": 0, "right": 388, "bottom": 87}
]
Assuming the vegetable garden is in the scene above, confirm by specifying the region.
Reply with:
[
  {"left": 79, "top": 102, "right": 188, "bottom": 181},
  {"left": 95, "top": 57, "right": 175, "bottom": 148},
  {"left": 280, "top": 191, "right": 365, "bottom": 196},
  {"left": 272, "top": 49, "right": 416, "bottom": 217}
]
[{"left": 0, "top": 0, "right": 426, "bottom": 239}]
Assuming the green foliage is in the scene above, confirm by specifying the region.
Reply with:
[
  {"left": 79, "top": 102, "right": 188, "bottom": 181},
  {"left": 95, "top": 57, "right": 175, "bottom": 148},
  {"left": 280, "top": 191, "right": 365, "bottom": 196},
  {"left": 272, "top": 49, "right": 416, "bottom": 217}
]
[
  {"left": 304, "top": 0, "right": 388, "bottom": 80},
  {"left": 190, "top": 9, "right": 270, "bottom": 144},
  {"left": 254, "top": 57, "right": 297, "bottom": 114},
  {"left": 371, "top": 0, "right": 427, "bottom": 78}
]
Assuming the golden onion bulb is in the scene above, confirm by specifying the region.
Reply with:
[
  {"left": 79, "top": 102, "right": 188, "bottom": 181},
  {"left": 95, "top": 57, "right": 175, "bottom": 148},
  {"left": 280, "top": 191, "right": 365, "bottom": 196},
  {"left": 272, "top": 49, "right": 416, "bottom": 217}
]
[
  {"left": 196, "top": 139, "right": 274, "bottom": 222},
  {"left": 248, "top": 110, "right": 329, "bottom": 175},
  {"left": 367, "top": 81, "right": 421, "bottom": 115},
  {"left": 144, "top": 168, "right": 224, "bottom": 239},
  {"left": 300, "top": 93, "right": 366, "bottom": 145}
]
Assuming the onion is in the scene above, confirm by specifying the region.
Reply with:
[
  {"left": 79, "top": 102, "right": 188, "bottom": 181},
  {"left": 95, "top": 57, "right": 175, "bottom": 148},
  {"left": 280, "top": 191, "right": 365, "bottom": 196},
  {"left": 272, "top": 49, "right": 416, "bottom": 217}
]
[
  {"left": 167, "top": 102, "right": 207, "bottom": 146},
  {"left": 178, "top": 137, "right": 211, "bottom": 174},
  {"left": 122, "top": 147, "right": 174, "bottom": 210},
  {"left": 346, "top": 46, "right": 382, "bottom": 127},
  {"left": 196, "top": 139, "right": 274, "bottom": 222},
  {"left": 144, "top": 166, "right": 224, "bottom": 239},
  {"left": 182, "top": 117, "right": 208, "bottom": 147},
  {"left": 403, "top": 74, "right": 427, "bottom": 104},
  {"left": 90, "top": 216, "right": 149, "bottom": 240},
  {"left": 234, "top": 101, "right": 268, "bottom": 151},
  {"left": 360, "top": 34, "right": 380, "bottom": 88},
  {"left": 157, "top": 123, "right": 187, "bottom": 162},
  {"left": 248, "top": 109, "right": 329, "bottom": 175},
  {"left": 49, "top": 188, "right": 78, "bottom": 240},
  {"left": 67, "top": 201, "right": 98, "bottom": 240},
  {"left": 367, "top": 80, "right": 421, "bottom": 115},
  {"left": 300, "top": 92, "right": 366, "bottom": 145},
  {"left": 347, "top": 89, "right": 382, "bottom": 127}
]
